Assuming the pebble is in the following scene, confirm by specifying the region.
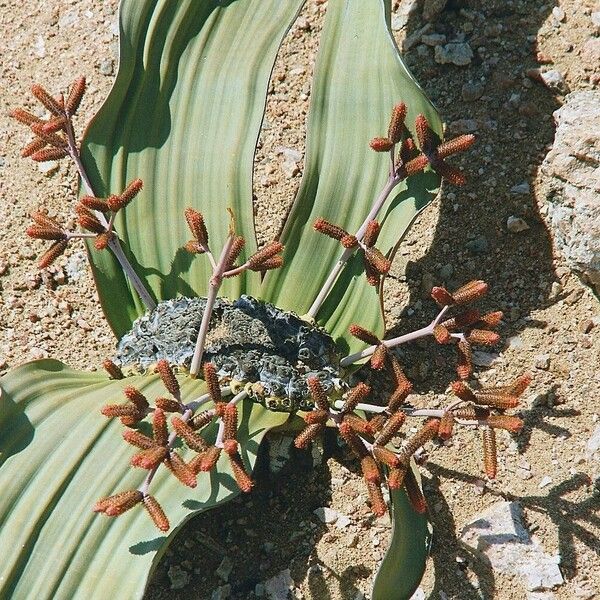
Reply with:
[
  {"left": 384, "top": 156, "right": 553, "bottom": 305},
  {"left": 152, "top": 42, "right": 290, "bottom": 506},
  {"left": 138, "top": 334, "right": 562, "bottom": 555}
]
[
  {"left": 434, "top": 42, "right": 473, "bottom": 66},
  {"left": 313, "top": 507, "right": 338, "bottom": 524},
  {"left": 586, "top": 425, "right": 600, "bottom": 457},
  {"left": 552, "top": 6, "right": 565, "bottom": 22},
  {"left": 466, "top": 237, "right": 489, "bottom": 254},
  {"left": 216, "top": 556, "right": 233, "bottom": 582},
  {"left": 540, "top": 70, "right": 569, "bottom": 94},
  {"left": 421, "top": 33, "right": 446, "bottom": 46},
  {"left": 461, "top": 81, "right": 485, "bottom": 101},
  {"left": 507, "top": 216, "right": 530, "bottom": 233},
  {"left": 592, "top": 12, "right": 600, "bottom": 34},
  {"left": 263, "top": 569, "right": 294, "bottom": 600},
  {"left": 99, "top": 59, "right": 114, "bottom": 76},
  {"left": 167, "top": 565, "right": 190, "bottom": 590},
  {"left": 277, "top": 147, "right": 303, "bottom": 178},
  {"left": 534, "top": 354, "right": 550, "bottom": 370},
  {"left": 38, "top": 161, "right": 59, "bottom": 175},
  {"left": 210, "top": 584, "right": 231, "bottom": 600},
  {"left": 578, "top": 319, "right": 594, "bottom": 334},
  {"left": 539, "top": 476, "right": 553, "bottom": 489},
  {"left": 510, "top": 182, "right": 530, "bottom": 195},
  {"left": 422, "top": 0, "right": 447, "bottom": 22},
  {"left": 448, "top": 118, "right": 478, "bottom": 134},
  {"left": 472, "top": 350, "right": 499, "bottom": 367}
]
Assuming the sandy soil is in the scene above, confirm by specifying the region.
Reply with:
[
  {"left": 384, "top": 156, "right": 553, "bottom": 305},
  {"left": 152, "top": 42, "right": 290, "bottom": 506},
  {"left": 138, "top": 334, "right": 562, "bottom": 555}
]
[{"left": 1, "top": 1, "right": 599, "bottom": 599}]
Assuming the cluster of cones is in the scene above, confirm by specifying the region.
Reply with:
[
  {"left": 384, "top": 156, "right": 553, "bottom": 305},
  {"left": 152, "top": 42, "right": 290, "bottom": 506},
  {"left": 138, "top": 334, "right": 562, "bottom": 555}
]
[{"left": 94, "top": 360, "right": 253, "bottom": 532}]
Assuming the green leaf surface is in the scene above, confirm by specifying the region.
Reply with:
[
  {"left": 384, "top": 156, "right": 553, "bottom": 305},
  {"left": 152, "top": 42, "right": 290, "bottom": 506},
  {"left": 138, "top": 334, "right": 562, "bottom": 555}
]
[
  {"left": 0, "top": 360, "right": 288, "bottom": 600},
  {"left": 81, "top": 0, "right": 304, "bottom": 338},
  {"left": 372, "top": 465, "right": 432, "bottom": 600},
  {"left": 261, "top": 0, "right": 442, "bottom": 353}
]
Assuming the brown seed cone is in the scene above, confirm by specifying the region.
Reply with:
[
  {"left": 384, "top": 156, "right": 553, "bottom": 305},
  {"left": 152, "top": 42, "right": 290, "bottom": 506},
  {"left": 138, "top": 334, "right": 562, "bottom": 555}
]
[
  {"left": 78, "top": 210, "right": 106, "bottom": 235},
  {"left": 220, "top": 439, "right": 237, "bottom": 457},
  {"left": 364, "top": 246, "right": 391, "bottom": 275},
  {"left": 451, "top": 381, "right": 477, "bottom": 403},
  {"left": 30, "top": 123, "right": 67, "bottom": 148},
  {"left": 131, "top": 446, "right": 169, "bottom": 470},
  {"left": 304, "top": 409, "right": 330, "bottom": 425},
  {"left": 248, "top": 256, "right": 283, "bottom": 272},
  {"left": 83, "top": 197, "right": 109, "bottom": 215},
  {"left": 103, "top": 359, "right": 124, "bottom": 380},
  {"left": 433, "top": 324, "right": 452, "bottom": 344},
  {"left": 31, "top": 147, "right": 68, "bottom": 162},
  {"left": 467, "top": 329, "right": 500, "bottom": 346},
  {"left": 228, "top": 453, "right": 254, "bottom": 493},
  {"left": 155, "top": 359, "right": 180, "bottom": 399},
  {"left": 338, "top": 422, "right": 368, "bottom": 459},
  {"left": 94, "top": 490, "right": 143, "bottom": 516},
  {"left": 184, "top": 240, "right": 205, "bottom": 255},
  {"left": 478, "top": 311, "right": 503, "bottom": 328},
  {"left": 341, "top": 382, "right": 370, "bottom": 414},
  {"left": 482, "top": 427, "right": 497, "bottom": 479},
  {"left": 403, "top": 154, "right": 429, "bottom": 176},
  {"left": 399, "top": 137, "right": 418, "bottom": 164},
  {"left": 398, "top": 419, "right": 440, "bottom": 464},
  {"left": 433, "top": 161, "right": 467, "bottom": 186},
  {"left": 472, "top": 392, "right": 519, "bottom": 410},
  {"left": 21, "top": 137, "right": 48, "bottom": 158},
  {"left": 154, "top": 397, "right": 182, "bottom": 413},
  {"left": 456, "top": 339, "right": 473, "bottom": 380},
  {"left": 224, "top": 236, "right": 246, "bottom": 270},
  {"left": 441, "top": 309, "right": 481, "bottom": 331},
  {"left": 361, "top": 456, "right": 382, "bottom": 483},
  {"left": 404, "top": 468, "right": 427, "bottom": 513},
  {"left": 366, "top": 480, "right": 387, "bottom": 517},
  {"left": 389, "top": 356, "right": 411, "bottom": 389},
  {"left": 363, "top": 220, "right": 381, "bottom": 247},
  {"left": 247, "top": 241, "right": 284, "bottom": 269},
  {"left": 115, "top": 178, "right": 144, "bottom": 210},
  {"left": 94, "top": 231, "right": 114, "bottom": 251},
  {"left": 348, "top": 324, "right": 380, "bottom": 346},
  {"left": 122, "top": 386, "right": 148, "bottom": 411},
  {"left": 31, "top": 84, "right": 64, "bottom": 116},
  {"left": 414, "top": 114, "right": 434, "bottom": 153},
  {"left": 388, "top": 102, "right": 407, "bottom": 144},
  {"left": 509, "top": 373, "right": 532, "bottom": 396},
  {"left": 370, "top": 344, "right": 388, "bottom": 370},
  {"left": 203, "top": 363, "right": 221, "bottom": 403},
  {"left": 101, "top": 403, "right": 142, "bottom": 418},
  {"left": 487, "top": 415, "right": 524, "bottom": 433},
  {"left": 26, "top": 225, "right": 65, "bottom": 241},
  {"left": 172, "top": 417, "right": 208, "bottom": 453},
  {"left": 374, "top": 411, "right": 406, "bottom": 447},
  {"left": 307, "top": 377, "right": 330, "bottom": 411},
  {"left": 387, "top": 380, "right": 412, "bottom": 412},
  {"left": 122, "top": 429, "right": 156, "bottom": 450},
  {"left": 165, "top": 452, "right": 197, "bottom": 488},
  {"left": 184, "top": 207, "right": 209, "bottom": 246},
  {"left": 342, "top": 414, "right": 374, "bottom": 437},
  {"left": 431, "top": 286, "right": 454, "bottom": 306},
  {"left": 120, "top": 414, "right": 144, "bottom": 427},
  {"left": 313, "top": 217, "right": 349, "bottom": 241},
  {"left": 372, "top": 445, "right": 401, "bottom": 468},
  {"left": 214, "top": 402, "right": 227, "bottom": 418},
  {"left": 190, "top": 409, "right": 217, "bottom": 430},
  {"left": 453, "top": 406, "right": 489, "bottom": 420},
  {"left": 223, "top": 403, "right": 238, "bottom": 441},
  {"left": 387, "top": 463, "right": 409, "bottom": 489},
  {"left": 294, "top": 423, "right": 324, "bottom": 449},
  {"left": 38, "top": 240, "right": 67, "bottom": 269},
  {"left": 66, "top": 76, "right": 86, "bottom": 115},
  {"left": 369, "top": 137, "right": 394, "bottom": 152},
  {"left": 153, "top": 409, "right": 168, "bottom": 446},
  {"left": 438, "top": 412, "right": 454, "bottom": 440},
  {"left": 31, "top": 210, "right": 60, "bottom": 228},
  {"left": 368, "top": 414, "right": 387, "bottom": 433},
  {"left": 452, "top": 280, "right": 488, "bottom": 305},
  {"left": 436, "top": 134, "right": 476, "bottom": 159},
  {"left": 193, "top": 446, "right": 222, "bottom": 472},
  {"left": 143, "top": 495, "right": 170, "bottom": 532},
  {"left": 42, "top": 116, "right": 67, "bottom": 134},
  {"left": 10, "top": 108, "right": 43, "bottom": 126},
  {"left": 340, "top": 234, "right": 358, "bottom": 249},
  {"left": 363, "top": 257, "right": 380, "bottom": 287}
]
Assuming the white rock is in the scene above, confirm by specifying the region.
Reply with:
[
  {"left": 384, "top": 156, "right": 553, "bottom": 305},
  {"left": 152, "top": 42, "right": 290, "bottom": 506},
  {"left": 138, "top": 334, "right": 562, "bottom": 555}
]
[
  {"left": 34, "top": 35, "right": 46, "bottom": 58},
  {"left": 507, "top": 216, "right": 530, "bottom": 233},
  {"left": 540, "top": 70, "right": 569, "bottom": 94},
  {"left": 472, "top": 350, "right": 500, "bottom": 367},
  {"left": 65, "top": 251, "right": 88, "bottom": 281},
  {"left": 592, "top": 12, "right": 600, "bottom": 34},
  {"left": 586, "top": 425, "right": 600, "bottom": 457},
  {"left": 510, "top": 182, "right": 530, "bottom": 195},
  {"left": 38, "top": 161, "right": 59, "bottom": 175},
  {"left": 552, "top": 6, "right": 565, "bottom": 22},
  {"left": 410, "top": 589, "right": 427, "bottom": 600},
  {"left": 335, "top": 514, "right": 352, "bottom": 529},
  {"left": 313, "top": 507, "right": 338, "bottom": 524},
  {"left": 540, "top": 91, "right": 600, "bottom": 293},
  {"left": 460, "top": 501, "right": 564, "bottom": 591},
  {"left": 434, "top": 42, "right": 473, "bottom": 66},
  {"left": 391, "top": 0, "right": 419, "bottom": 31},
  {"left": 264, "top": 569, "right": 294, "bottom": 600},
  {"left": 539, "top": 476, "right": 553, "bottom": 489},
  {"left": 277, "top": 147, "right": 303, "bottom": 178},
  {"left": 216, "top": 556, "right": 233, "bottom": 582}
]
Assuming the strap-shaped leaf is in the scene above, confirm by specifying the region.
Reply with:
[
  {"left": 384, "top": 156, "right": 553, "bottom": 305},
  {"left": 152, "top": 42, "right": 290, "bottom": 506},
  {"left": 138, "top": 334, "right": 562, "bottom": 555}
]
[
  {"left": 372, "top": 467, "right": 432, "bottom": 600},
  {"left": 261, "top": 0, "right": 442, "bottom": 353},
  {"left": 81, "top": 0, "right": 304, "bottom": 338},
  {"left": 0, "top": 360, "right": 288, "bottom": 599}
]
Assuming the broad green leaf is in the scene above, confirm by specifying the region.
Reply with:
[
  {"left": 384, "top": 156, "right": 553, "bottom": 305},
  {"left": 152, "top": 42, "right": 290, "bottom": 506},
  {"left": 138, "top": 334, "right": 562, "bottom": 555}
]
[
  {"left": 261, "top": 0, "right": 442, "bottom": 354},
  {"left": 0, "top": 360, "right": 288, "bottom": 600},
  {"left": 372, "top": 465, "right": 432, "bottom": 600},
  {"left": 81, "top": 0, "right": 305, "bottom": 338}
]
